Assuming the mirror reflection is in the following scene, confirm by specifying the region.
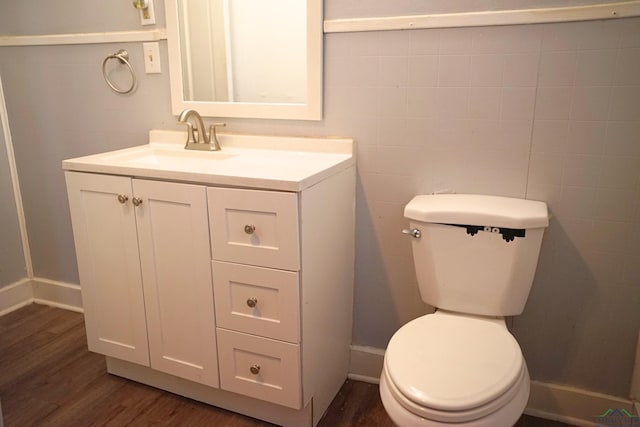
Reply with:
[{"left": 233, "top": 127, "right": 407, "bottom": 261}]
[{"left": 178, "top": 0, "right": 307, "bottom": 104}]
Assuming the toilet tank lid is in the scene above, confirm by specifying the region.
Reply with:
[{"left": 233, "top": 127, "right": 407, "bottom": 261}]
[{"left": 404, "top": 194, "right": 549, "bottom": 229}]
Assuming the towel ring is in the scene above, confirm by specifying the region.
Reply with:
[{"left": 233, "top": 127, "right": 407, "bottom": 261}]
[{"left": 102, "top": 49, "right": 137, "bottom": 94}]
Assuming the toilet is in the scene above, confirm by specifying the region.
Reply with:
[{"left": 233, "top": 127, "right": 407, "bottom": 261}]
[{"left": 379, "top": 194, "right": 549, "bottom": 427}]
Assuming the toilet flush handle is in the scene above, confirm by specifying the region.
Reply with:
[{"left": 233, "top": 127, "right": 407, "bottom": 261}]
[{"left": 401, "top": 228, "right": 421, "bottom": 238}]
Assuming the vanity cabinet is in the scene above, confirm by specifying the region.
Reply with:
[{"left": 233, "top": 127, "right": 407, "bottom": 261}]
[
  {"left": 63, "top": 133, "right": 355, "bottom": 427},
  {"left": 65, "top": 172, "right": 219, "bottom": 388}
]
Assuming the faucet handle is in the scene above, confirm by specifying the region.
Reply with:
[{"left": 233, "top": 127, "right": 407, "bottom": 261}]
[
  {"left": 178, "top": 121, "right": 197, "bottom": 146},
  {"left": 208, "top": 123, "right": 226, "bottom": 151},
  {"left": 209, "top": 122, "right": 226, "bottom": 133}
]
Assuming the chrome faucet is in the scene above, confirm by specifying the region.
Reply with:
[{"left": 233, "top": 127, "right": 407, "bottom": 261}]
[{"left": 177, "top": 109, "right": 226, "bottom": 151}]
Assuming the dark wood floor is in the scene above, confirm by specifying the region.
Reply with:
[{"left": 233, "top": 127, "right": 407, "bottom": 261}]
[{"left": 0, "top": 304, "right": 571, "bottom": 426}]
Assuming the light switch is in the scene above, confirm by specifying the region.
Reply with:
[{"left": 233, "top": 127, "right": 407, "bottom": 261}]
[
  {"left": 143, "top": 42, "right": 161, "bottom": 74},
  {"left": 139, "top": 0, "right": 156, "bottom": 26}
]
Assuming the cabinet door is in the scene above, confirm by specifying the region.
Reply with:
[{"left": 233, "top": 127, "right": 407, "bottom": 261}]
[
  {"left": 65, "top": 172, "right": 149, "bottom": 366},
  {"left": 133, "top": 179, "right": 218, "bottom": 388}
]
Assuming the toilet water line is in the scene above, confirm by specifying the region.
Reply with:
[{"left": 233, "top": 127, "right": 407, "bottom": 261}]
[{"left": 0, "top": 74, "right": 34, "bottom": 279}]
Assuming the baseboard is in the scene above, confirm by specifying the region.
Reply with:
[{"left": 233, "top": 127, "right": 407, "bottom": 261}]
[
  {"left": 347, "top": 345, "right": 384, "bottom": 384},
  {"left": 348, "top": 345, "right": 635, "bottom": 426},
  {"left": 0, "top": 277, "right": 83, "bottom": 316},
  {"left": 0, "top": 278, "right": 33, "bottom": 316},
  {"left": 31, "top": 277, "right": 83, "bottom": 313},
  {"left": 526, "top": 381, "right": 634, "bottom": 426}
]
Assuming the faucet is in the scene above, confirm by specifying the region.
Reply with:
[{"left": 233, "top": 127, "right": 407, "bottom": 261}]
[{"left": 176, "top": 109, "right": 225, "bottom": 151}]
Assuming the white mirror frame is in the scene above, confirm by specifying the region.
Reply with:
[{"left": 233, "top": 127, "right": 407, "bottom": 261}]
[{"left": 165, "top": 0, "right": 323, "bottom": 120}]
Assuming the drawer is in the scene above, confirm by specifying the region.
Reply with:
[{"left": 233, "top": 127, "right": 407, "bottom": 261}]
[
  {"left": 208, "top": 187, "right": 299, "bottom": 270},
  {"left": 217, "top": 328, "right": 301, "bottom": 409},
  {"left": 212, "top": 261, "right": 300, "bottom": 343}
]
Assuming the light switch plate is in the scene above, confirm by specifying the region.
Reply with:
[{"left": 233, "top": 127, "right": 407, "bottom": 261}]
[
  {"left": 143, "top": 42, "right": 161, "bottom": 74},
  {"left": 139, "top": 0, "right": 156, "bottom": 26}
]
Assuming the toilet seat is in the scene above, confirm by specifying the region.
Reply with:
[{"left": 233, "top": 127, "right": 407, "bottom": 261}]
[
  {"left": 384, "top": 311, "right": 525, "bottom": 422},
  {"left": 383, "top": 358, "right": 527, "bottom": 423}
]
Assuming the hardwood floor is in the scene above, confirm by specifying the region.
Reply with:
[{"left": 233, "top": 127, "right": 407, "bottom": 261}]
[{"left": 0, "top": 304, "right": 570, "bottom": 426}]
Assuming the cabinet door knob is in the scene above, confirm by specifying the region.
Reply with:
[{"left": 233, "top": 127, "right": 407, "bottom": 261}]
[
  {"left": 132, "top": 197, "right": 143, "bottom": 207},
  {"left": 250, "top": 364, "right": 261, "bottom": 375},
  {"left": 246, "top": 297, "right": 258, "bottom": 308},
  {"left": 117, "top": 194, "right": 129, "bottom": 204},
  {"left": 244, "top": 224, "right": 256, "bottom": 235}
]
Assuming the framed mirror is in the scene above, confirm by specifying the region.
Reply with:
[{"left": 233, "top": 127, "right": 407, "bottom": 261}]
[{"left": 165, "top": 0, "right": 323, "bottom": 120}]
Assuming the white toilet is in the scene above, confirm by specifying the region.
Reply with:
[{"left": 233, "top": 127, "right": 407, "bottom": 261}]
[{"left": 379, "top": 194, "right": 549, "bottom": 427}]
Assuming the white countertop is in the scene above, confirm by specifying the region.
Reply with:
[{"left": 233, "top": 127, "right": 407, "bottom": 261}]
[{"left": 63, "top": 130, "right": 355, "bottom": 192}]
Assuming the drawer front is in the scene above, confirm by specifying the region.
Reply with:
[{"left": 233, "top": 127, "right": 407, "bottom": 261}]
[
  {"left": 217, "top": 328, "right": 301, "bottom": 409},
  {"left": 208, "top": 187, "right": 299, "bottom": 270},
  {"left": 213, "top": 261, "right": 300, "bottom": 343}
]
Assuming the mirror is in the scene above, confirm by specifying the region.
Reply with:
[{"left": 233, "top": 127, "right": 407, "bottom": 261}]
[{"left": 165, "top": 0, "right": 323, "bottom": 120}]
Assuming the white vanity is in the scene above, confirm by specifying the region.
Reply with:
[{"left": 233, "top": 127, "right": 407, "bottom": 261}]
[{"left": 63, "top": 130, "right": 355, "bottom": 426}]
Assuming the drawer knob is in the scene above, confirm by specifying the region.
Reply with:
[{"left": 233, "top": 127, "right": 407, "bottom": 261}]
[
  {"left": 250, "top": 364, "right": 261, "bottom": 375},
  {"left": 117, "top": 194, "right": 129, "bottom": 204},
  {"left": 246, "top": 297, "right": 258, "bottom": 308},
  {"left": 244, "top": 224, "right": 256, "bottom": 235},
  {"left": 132, "top": 197, "right": 143, "bottom": 207}
]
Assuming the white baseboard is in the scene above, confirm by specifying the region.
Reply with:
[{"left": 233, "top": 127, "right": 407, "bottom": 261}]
[
  {"left": 526, "top": 381, "right": 634, "bottom": 426},
  {"left": 0, "top": 277, "right": 83, "bottom": 316},
  {"left": 31, "top": 277, "right": 83, "bottom": 313},
  {"left": 347, "top": 345, "right": 384, "bottom": 384},
  {"left": 0, "top": 278, "right": 33, "bottom": 316},
  {"left": 348, "top": 345, "right": 635, "bottom": 426}
]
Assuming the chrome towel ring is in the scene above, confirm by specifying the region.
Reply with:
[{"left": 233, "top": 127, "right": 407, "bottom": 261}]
[{"left": 102, "top": 49, "right": 137, "bottom": 94}]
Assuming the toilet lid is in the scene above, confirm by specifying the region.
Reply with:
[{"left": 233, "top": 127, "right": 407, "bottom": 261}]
[{"left": 385, "top": 312, "right": 523, "bottom": 412}]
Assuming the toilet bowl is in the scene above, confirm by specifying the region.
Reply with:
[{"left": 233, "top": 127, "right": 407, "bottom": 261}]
[{"left": 380, "top": 311, "right": 529, "bottom": 427}]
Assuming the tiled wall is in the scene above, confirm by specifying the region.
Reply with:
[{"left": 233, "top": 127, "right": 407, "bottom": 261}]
[
  {"left": 322, "top": 18, "right": 640, "bottom": 396},
  {"left": 519, "top": 21, "right": 640, "bottom": 396}
]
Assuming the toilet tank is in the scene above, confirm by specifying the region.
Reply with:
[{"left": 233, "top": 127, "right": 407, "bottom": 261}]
[{"left": 405, "top": 194, "right": 549, "bottom": 316}]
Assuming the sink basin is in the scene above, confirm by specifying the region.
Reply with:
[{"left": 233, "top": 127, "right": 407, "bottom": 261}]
[{"left": 110, "top": 148, "right": 236, "bottom": 168}]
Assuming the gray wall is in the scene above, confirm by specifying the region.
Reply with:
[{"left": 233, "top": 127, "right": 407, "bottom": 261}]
[
  {"left": 1, "top": 0, "right": 639, "bottom": 398},
  {"left": 1, "top": 43, "right": 174, "bottom": 282},
  {"left": 0, "top": 100, "right": 26, "bottom": 288},
  {"left": 0, "top": 1, "right": 149, "bottom": 34}
]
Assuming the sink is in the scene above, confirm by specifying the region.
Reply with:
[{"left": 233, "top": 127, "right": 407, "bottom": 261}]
[{"left": 110, "top": 148, "right": 236, "bottom": 168}]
